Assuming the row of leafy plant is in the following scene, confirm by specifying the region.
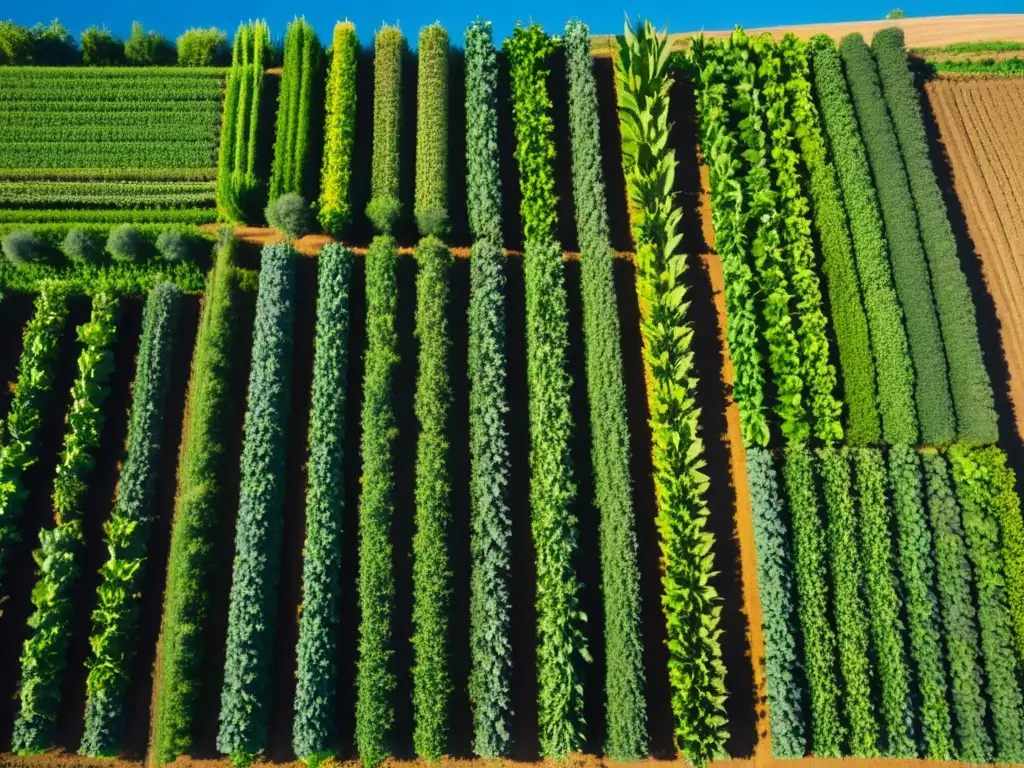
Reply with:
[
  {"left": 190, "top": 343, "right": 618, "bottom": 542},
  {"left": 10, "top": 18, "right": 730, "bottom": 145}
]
[
  {"left": 317, "top": 24, "right": 358, "bottom": 235},
  {"left": 367, "top": 27, "right": 405, "bottom": 234},
  {"left": 415, "top": 25, "right": 450, "bottom": 236}
]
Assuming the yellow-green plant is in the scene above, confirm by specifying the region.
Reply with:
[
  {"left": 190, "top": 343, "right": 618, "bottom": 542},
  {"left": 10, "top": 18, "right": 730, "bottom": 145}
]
[
  {"left": 317, "top": 22, "right": 358, "bottom": 234},
  {"left": 414, "top": 24, "right": 449, "bottom": 236}
]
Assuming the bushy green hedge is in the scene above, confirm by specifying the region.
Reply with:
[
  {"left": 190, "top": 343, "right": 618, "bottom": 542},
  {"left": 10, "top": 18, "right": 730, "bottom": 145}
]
[
  {"left": 412, "top": 236, "right": 453, "bottom": 759},
  {"left": 0, "top": 290, "right": 67, "bottom": 595},
  {"left": 415, "top": 25, "right": 449, "bottom": 236},
  {"left": 217, "top": 244, "right": 297, "bottom": 764},
  {"left": 920, "top": 453, "right": 991, "bottom": 763},
  {"left": 367, "top": 26, "right": 404, "bottom": 234},
  {"left": 818, "top": 445, "right": 878, "bottom": 756},
  {"left": 356, "top": 235, "right": 399, "bottom": 767},
  {"left": 13, "top": 292, "right": 119, "bottom": 754},
  {"left": 564, "top": 18, "right": 645, "bottom": 759},
  {"left": 871, "top": 28, "right": 998, "bottom": 444},
  {"left": 506, "top": 23, "right": 558, "bottom": 243},
  {"left": 808, "top": 36, "right": 917, "bottom": 444},
  {"left": 886, "top": 445, "right": 953, "bottom": 760},
  {"left": 317, "top": 23, "right": 358, "bottom": 235},
  {"left": 152, "top": 239, "right": 243, "bottom": 765},
  {"left": 292, "top": 244, "right": 353, "bottom": 762},
  {"left": 81, "top": 284, "right": 182, "bottom": 758},
  {"left": 850, "top": 447, "right": 914, "bottom": 756},
  {"left": 780, "top": 36, "right": 879, "bottom": 442},
  {"left": 839, "top": 34, "right": 954, "bottom": 446},
  {"left": 746, "top": 447, "right": 805, "bottom": 758},
  {"left": 464, "top": 20, "right": 502, "bottom": 244},
  {"left": 466, "top": 236, "right": 512, "bottom": 757}
]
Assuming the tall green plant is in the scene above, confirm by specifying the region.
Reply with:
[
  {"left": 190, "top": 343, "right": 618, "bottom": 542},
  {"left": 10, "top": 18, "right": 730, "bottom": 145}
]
[
  {"left": 317, "top": 23, "right": 358, "bottom": 235},
  {"left": 464, "top": 20, "right": 502, "bottom": 244},
  {"left": 415, "top": 24, "right": 449, "bottom": 236},
  {"left": 367, "top": 26, "right": 404, "bottom": 233}
]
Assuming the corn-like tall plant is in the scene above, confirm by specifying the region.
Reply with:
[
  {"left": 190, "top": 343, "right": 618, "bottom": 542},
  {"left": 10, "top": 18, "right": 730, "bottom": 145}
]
[
  {"left": 415, "top": 24, "right": 449, "bottom": 236},
  {"left": 317, "top": 23, "right": 358, "bottom": 235}
]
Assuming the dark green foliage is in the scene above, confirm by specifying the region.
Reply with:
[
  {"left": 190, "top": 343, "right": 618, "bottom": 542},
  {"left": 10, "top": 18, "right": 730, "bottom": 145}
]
[
  {"left": 415, "top": 25, "right": 450, "bottom": 236},
  {"left": 124, "top": 21, "right": 176, "bottom": 66},
  {"left": 2, "top": 229, "right": 49, "bottom": 265},
  {"left": 81, "top": 284, "right": 181, "bottom": 757},
  {"left": 318, "top": 23, "right": 359, "bottom": 235},
  {"left": 921, "top": 453, "right": 991, "bottom": 763},
  {"left": 265, "top": 193, "right": 311, "bottom": 240},
  {"left": 464, "top": 20, "right": 502, "bottom": 244},
  {"left": 367, "top": 26, "right": 404, "bottom": 233},
  {"left": 106, "top": 224, "right": 147, "bottom": 263},
  {"left": 871, "top": 28, "right": 998, "bottom": 444},
  {"left": 564, "top": 18, "right": 646, "bottom": 760},
  {"left": 412, "top": 237, "right": 453, "bottom": 759},
  {"left": 13, "top": 293, "right": 118, "bottom": 754},
  {"left": 292, "top": 244, "right": 353, "bottom": 762},
  {"left": 80, "top": 27, "right": 124, "bottom": 66},
  {"left": 506, "top": 24, "right": 558, "bottom": 243},
  {"left": 746, "top": 447, "right": 805, "bottom": 758},
  {"left": 886, "top": 445, "right": 953, "bottom": 760},
  {"left": 63, "top": 227, "right": 102, "bottom": 264},
  {"left": 176, "top": 27, "right": 230, "bottom": 67},
  {"left": 217, "top": 245, "right": 297, "bottom": 763},
  {"left": 808, "top": 37, "right": 917, "bottom": 444},
  {"left": 356, "top": 235, "right": 399, "bottom": 767},
  {"left": 152, "top": 240, "right": 242, "bottom": 764},
  {"left": 850, "top": 447, "right": 915, "bottom": 756},
  {"left": 839, "top": 34, "right": 954, "bottom": 446},
  {"left": 524, "top": 239, "right": 587, "bottom": 756},
  {"left": 818, "top": 445, "right": 878, "bottom": 756},
  {"left": 781, "top": 445, "right": 842, "bottom": 756},
  {"left": 0, "top": 20, "right": 78, "bottom": 65},
  {"left": 466, "top": 237, "right": 512, "bottom": 757}
]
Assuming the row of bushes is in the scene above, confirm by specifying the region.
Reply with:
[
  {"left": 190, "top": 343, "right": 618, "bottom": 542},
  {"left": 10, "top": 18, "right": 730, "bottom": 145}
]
[
  {"left": 415, "top": 25, "right": 450, "bottom": 236},
  {"left": 152, "top": 239, "right": 244, "bottom": 764},
  {"left": 81, "top": 284, "right": 182, "bottom": 757},
  {"left": 217, "top": 245, "right": 297, "bottom": 764},
  {"left": 565, "top": 18, "right": 646, "bottom": 760},
  {"left": 367, "top": 27, "right": 405, "bottom": 234},
  {"left": 292, "top": 244, "right": 353, "bottom": 762},
  {"left": 871, "top": 28, "right": 999, "bottom": 444},
  {"left": 616, "top": 19, "right": 728, "bottom": 767},
  {"left": 317, "top": 23, "right": 358, "bottom": 234},
  {"left": 13, "top": 292, "right": 119, "bottom": 753},
  {"left": 464, "top": 21, "right": 503, "bottom": 244},
  {"left": 3, "top": 225, "right": 204, "bottom": 267}
]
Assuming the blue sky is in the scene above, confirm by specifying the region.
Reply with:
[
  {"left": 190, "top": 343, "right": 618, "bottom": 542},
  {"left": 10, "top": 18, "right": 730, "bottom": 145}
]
[{"left": 5, "top": 0, "right": 1022, "bottom": 48}]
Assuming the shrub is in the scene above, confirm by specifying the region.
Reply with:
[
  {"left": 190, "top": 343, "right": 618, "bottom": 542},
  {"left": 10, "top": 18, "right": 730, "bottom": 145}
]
[
  {"left": 746, "top": 447, "right": 806, "bottom": 758},
  {"left": 466, "top": 239, "right": 512, "bottom": 757},
  {"left": 292, "top": 244, "right": 354, "bottom": 761},
  {"left": 0, "top": 21, "right": 32, "bottom": 64},
  {"left": 0, "top": 20, "right": 79, "bottom": 65},
  {"left": 356, "top": 235, "right": 399, "bottom": 768},
  {"left": 81, "top": 26, "right": 124, "bottom": 65},
  {"left": 81, "top": 285, "right": 182, "bottom": 757},
  {"left": 415, "top": 24, "right": 450, "bottom": 236},
  {"left": 106, "top": 225, "right": 147, "bottom": 263},
  {"left": 317, "top": 23, "right": 359, "bottom": 235},
  {"left": 13, "top": 293, "right": 119, "bottom": 754},
  {"left": 808, "top": 36, "right": 917, "bottom": 444},
  {"left": 2, "top": 229, "right": 49, "bottom": 265},
  {"left": 124, "top": 21, "right": 175, "bottom": 66},
  {"left": 565, "top": 18, "right": 645, "bottom": 759},
  {"left": 63, "top": 227, "right": 102, "bottom": 264},
  {"left": 781, "top": 444, "right": 842, "bottom": 756},
  {"left": 839, "top": 34, "right": 954, "bottom": 446},
  {"left": 217, "top": 245, "right": 297, "bottom": 764},
  {"left": 464, "top": 20, "right": 503, "bottom": 244},
  {"left": 367, "top": 26, "right": 404, "bottom": 233},
  {"left": 412, "top": 237, "right": 453, "bottom": 759},
  {"left": 265, "top": 193, "right": 311, "bottom": 240},
  {"left": 177, "top": 27, "right": 230, "bottom": 66},
  {"left": 156, "top": 230, "right": 195, "bottom": 262},
  {"left": 871, "top": 28, "right": 999, "bottom": 444}
]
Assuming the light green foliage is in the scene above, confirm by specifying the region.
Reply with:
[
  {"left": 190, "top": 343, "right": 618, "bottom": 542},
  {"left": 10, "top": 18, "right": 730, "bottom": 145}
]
[
  {"left": 317, "top": 23, "right": 358, "bottom": 235},
  {"left": 415, "top": 25, "right": 449, "bottom": 236},
  {"left": 124, "top": 21, "right": 175, "bottom": 66},
  {"left": 292, "top": 244, "right": 353, "bottom": 761},
  {"left": 13, "top": 292, "right": 119, "bottom": 754},
  {"left": 81, "top": 284, "right": 181, "bottom": 758},
  {"left": 808, "top": 36, "right": 917, "bottom": 444},
  {"left": 356, "top": 235, "right": 399, "bottom": 767},
  {"left": 871, "top": 28, "right": 998, "bottom": 444},
  {"left": 839, "top": 34, "right": 954, "bottom": 445},
  {"left": 464, "top": 20, "right": 502, "bottom": 244},
  {"left": 616, "top": 19, "right": 728, "bottom": 765},
  {"left": 367, "top": 26, "right": 404, "bottom": 233},
  {"left": 177, "top": 27, "right": 230, "bottom": 67}
]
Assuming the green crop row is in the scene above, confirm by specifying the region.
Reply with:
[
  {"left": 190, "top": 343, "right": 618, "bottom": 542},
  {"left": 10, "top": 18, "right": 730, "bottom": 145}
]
[
  {"left": 3, "top": 106, "right": 220, "bottom": 127},
  {"left": 928, "top": 57, "right": 1024, "bottom": 73},
  {"left": 4, "top": 123, "right": 216, "bottom": 143},
  {"left": 616, "top": 19, "right": 728, "bottom": 766},
  {"left": 0, "top": 168, "right": 219, "bottom": 182},
  {"left": 292, "top": 244, "right": 353, "bottom": 762},
  {"left": 564, "top": 18, "right": 645, "bottom": 760},
  {"left": 415, "top": 24, "right": 449, "bottom": 236},
  {"left": 0, "top": 180, "right": 216, "bottom": 210},
  {"left": 152, "top": 239, "right": 244, "bottom": 765},
  {"left": 464, "top": 21, "right": 502, "bottom": 244},
  {"left": 871, "top": 28, "right": 999, "bottom": 444},
  {"left": 81, "top": 284, "right": 182, "bottom": 758},
  {"left": 13, "top": 292, "right": 119, "bottom": 754},
  {"left": 0, "top": 141, "right": 218, "bottom": 171},
  {"left": 317, "top": 23, "right": 358, "bottom": 235},
  {"left": 367, "top": 27, "right": 404, "bottom": 234},
  {"left": 356, "top": 235, "right": 400, "bottom": 767},
  {"left": 0, "top": 209, "right": 215, "bottom": 225}
]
